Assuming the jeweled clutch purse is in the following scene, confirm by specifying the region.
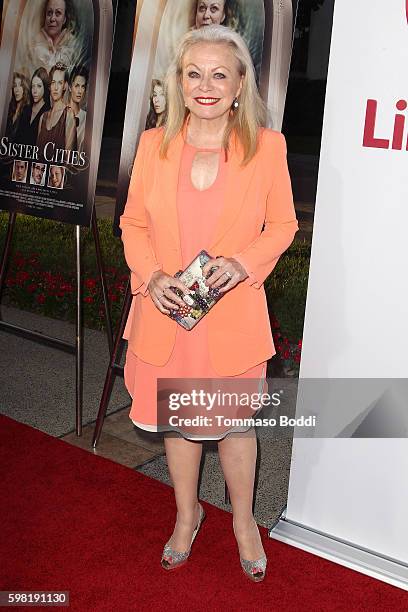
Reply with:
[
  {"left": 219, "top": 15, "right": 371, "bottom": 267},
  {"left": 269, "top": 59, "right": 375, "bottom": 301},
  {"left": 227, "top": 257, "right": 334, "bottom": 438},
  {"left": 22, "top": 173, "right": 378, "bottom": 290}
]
[{"left": 168, "top": 250, "right": 227, "bottom": 330}]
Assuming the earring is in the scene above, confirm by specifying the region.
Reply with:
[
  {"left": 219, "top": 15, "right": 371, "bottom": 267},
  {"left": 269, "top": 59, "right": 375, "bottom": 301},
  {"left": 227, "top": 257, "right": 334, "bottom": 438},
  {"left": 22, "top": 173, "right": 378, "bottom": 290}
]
[{"left": 232, "top": 97, "right": 239, "bottom": 109}]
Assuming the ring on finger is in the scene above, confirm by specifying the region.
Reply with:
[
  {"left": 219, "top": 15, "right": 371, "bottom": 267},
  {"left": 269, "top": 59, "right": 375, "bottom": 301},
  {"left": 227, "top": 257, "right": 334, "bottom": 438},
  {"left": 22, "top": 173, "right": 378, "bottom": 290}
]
[{"left": 224, "top": 271, "right": 232, "bottom": 279}]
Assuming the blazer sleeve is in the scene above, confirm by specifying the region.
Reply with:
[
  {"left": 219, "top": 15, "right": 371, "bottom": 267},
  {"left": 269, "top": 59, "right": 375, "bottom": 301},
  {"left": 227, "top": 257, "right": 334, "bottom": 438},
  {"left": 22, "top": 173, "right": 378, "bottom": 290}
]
[
  {"left": 232, "top": 132, "right": 299, "bottom": 289},
  {"left": 119, "top": 130, "right": 162, "bottom": 296}
]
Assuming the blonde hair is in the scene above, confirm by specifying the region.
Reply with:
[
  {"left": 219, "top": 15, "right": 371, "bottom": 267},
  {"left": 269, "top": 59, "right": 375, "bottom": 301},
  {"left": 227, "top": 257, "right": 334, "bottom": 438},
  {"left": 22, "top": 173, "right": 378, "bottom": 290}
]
[{"left": 160, "top": 25, "right": 268, "bottom": 165}]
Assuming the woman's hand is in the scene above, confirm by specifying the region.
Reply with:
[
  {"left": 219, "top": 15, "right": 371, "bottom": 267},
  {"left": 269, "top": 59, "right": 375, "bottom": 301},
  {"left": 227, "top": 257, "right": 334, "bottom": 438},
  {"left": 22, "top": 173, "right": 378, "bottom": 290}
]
[
  {"left": 202, "top": 257, "right": 249, "bottom": 293},
  {"left": 148, "top": 270, "right": 193, "bottom": 314}
]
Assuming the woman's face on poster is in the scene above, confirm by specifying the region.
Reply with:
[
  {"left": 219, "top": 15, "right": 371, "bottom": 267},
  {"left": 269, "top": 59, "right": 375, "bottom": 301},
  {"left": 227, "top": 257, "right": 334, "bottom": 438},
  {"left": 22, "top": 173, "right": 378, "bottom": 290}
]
[
  {"left": 70, "top": 76, "right": 87, "bottom": 104},
  {"left": 32, "top": 76, "right": 45, "bottom": 104},
  {"left": 182, "top": 42, "right": 243, "bottom": 121},
  {"left": 44, "top": 0, "right": 67, "bottom": 40},
  {"left": 195, "top": 1, "right": 226, "bottom": 28},
  {"left": 152, "top": 85, "right": 166, "bottom": 114},
  {"left": 13, "top": 78, "right": 24, "bottom": 102},
  {"left": 15, "top": 161, "right": 27, "bottom": 181},
  {"left": 50, "top": 69, "right": 66, "bottom": 102},
  {"left": 50, "top": 166, "right": 63, "bottom": 187}
]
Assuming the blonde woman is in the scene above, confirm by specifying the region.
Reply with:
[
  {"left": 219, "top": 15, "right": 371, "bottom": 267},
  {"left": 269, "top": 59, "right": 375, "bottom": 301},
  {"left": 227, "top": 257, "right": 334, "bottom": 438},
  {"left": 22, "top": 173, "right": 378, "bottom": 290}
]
[{"left": 120, "top": 25, "right": 298, "bottom": 582}]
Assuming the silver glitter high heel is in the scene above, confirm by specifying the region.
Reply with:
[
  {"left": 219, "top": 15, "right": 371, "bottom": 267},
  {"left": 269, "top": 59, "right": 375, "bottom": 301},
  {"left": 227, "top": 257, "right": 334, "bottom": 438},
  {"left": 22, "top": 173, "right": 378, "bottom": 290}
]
[
  {"left": 234, "top": 518, "right": 267, "bottom": 582},
  {"left": 161, "top": 503, "right": 206, "bottom": 570},
  {"left": 240, "top": 554, "right": 267, "bottom": 582}
]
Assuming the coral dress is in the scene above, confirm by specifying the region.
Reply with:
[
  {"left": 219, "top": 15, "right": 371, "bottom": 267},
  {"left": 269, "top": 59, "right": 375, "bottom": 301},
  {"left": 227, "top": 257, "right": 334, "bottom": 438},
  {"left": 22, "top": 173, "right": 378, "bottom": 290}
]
[{"left": 123, "top": 140, "right": 267, "bottom": 440}]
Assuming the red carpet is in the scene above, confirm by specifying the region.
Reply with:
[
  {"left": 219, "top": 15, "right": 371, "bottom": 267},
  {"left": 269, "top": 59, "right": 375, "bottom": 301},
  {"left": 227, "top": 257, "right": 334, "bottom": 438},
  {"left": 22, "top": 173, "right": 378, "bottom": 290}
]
[{"left": 1, "top": 414, "right": 407, "bottom": 612}]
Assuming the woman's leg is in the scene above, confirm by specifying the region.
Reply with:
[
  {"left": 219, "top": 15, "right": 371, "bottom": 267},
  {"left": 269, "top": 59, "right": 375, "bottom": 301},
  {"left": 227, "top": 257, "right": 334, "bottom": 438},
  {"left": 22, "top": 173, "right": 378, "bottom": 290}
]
[
  {"left": 163, "top": 432, "right": 203, "bottom": 551},
  {"left": 218, "top": 427, "right": 265, "bottom": 560}
]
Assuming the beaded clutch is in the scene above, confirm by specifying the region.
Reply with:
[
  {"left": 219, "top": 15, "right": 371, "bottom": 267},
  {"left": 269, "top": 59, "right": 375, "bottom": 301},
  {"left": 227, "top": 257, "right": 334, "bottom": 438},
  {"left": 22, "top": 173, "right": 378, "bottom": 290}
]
[{"left": 168, "top": 250, "right": 227, "bottom": 330}]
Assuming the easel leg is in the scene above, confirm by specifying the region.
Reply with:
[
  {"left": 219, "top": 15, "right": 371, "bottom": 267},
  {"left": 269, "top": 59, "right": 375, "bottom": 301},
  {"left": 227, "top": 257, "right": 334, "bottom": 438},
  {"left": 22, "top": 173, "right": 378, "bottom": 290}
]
[
  {"left": 0, "top": 212, "right": 17, "bottom": 307},
  {"left": 76, "top": 225, "right": 84, "bottom": 436},
  {"left": 92, "top": 281, "right": 132, "bottom": 448},
  {"left": 91, "top": 208, "right": 114, "bottom": 354}
]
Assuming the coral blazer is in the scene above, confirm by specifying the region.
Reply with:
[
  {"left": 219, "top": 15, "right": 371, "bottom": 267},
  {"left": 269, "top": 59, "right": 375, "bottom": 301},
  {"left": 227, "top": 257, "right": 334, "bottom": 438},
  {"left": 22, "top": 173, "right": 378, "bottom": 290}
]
[{"left": 120, "top": 123, "right": 299, "bottom": 376}]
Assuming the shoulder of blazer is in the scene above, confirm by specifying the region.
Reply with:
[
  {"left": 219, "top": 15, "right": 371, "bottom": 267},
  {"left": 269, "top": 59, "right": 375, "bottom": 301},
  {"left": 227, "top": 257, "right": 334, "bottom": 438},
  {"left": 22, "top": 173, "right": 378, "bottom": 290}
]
[
  {"left": 259, "top": 127, "right": 286, "bottom": 149},
  {"left": 256, "top": 128, "right": 287, "bottom": 169},
  {"left": 140, "top": 126, "right": 164, "bottom": 147}
]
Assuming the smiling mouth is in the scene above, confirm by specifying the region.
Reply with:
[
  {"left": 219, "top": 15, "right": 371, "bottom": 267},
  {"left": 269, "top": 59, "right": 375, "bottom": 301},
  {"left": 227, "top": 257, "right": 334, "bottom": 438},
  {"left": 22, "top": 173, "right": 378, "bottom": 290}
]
[{"left": 194, "top": 98, "right": 220, "bottom": 105}]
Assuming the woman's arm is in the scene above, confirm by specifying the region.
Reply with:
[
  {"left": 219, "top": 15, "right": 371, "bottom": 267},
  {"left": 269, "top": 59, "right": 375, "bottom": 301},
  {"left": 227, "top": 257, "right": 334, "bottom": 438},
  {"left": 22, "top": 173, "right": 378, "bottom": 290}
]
[
  {"left": 119, "top": 131, "right": 162, "bottom": 296},
  {"left": 232, "top": 132, "right": 299, "bottom": 289}
]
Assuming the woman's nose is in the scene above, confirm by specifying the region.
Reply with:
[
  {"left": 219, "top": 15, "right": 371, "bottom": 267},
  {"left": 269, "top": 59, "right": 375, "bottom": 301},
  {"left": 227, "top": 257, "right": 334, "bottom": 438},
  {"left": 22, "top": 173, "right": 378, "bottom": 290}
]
[
  {"left": 199, "top": 75, "right": 212, "bottom": 91},
  {"left": 204, "top": 9, "right": 211, "bottom": 20}
]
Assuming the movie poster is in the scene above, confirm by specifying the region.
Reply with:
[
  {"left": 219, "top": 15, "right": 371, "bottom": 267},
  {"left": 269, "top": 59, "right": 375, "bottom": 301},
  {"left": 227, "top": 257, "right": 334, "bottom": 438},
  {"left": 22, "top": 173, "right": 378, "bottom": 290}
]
[
  {"left": 113, "top": 0, "right": 299, "bottom": 234},
  {"left": 0, "top": 0, "right": 114, "bottom": 227}
]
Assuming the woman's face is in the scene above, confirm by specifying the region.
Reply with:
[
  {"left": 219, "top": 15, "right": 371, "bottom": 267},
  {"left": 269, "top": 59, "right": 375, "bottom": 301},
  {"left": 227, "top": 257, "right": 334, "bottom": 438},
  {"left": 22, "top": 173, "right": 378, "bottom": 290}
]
[
  {"left": 182, "top": 42, "right": 243, "bottom": 123},
  {"left": 32, "top": 76, "right": 45, "bottom": 104},
  {"left": 50, "top": 166, "right": 63, "bottom": 187},
  {"left": 195, "top": 1, "right": 226, "bottom": 28},
  {"left": 44, "top": 0, "right": 67, "bottom": 40},
  {"left": 50, "top": 69, "right": 66, "bottom": 102},
  {"left": 152, "top": 85, "right": 166, "bottom": 114},
  {"left": 13, "top": 78, "right": 24, "bottom": 103},
  {"left": 15, "top": 161, "right": 27, "bottom": 181}
]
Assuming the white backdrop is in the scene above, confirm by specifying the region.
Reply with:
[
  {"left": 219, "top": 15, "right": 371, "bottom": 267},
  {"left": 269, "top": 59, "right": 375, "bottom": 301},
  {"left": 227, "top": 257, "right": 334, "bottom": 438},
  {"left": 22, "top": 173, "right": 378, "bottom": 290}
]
[{"left": 272, "top": 0, "right": 408, "bottom": 589}]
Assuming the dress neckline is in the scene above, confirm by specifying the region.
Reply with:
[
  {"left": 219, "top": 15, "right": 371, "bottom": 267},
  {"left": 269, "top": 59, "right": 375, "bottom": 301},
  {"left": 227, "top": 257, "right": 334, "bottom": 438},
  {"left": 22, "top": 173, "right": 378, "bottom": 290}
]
[{"left": 184, "top": 141, "right": 222, "bottom": 153}]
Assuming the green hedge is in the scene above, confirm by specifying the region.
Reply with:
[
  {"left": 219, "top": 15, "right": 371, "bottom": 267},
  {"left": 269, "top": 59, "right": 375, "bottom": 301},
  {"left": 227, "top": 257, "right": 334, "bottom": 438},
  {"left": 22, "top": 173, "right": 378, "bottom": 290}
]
[{"left": 0, "top": 212, "right": 310, "bottom": 342}]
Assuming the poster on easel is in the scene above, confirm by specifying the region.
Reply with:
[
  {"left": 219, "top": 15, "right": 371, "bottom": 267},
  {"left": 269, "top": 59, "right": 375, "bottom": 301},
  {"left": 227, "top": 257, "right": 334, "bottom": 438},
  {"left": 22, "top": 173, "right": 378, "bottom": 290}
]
[
  {"left": 113, "top": 0, "right": 299, "bottom": 235},
  {"left": 0, "top": 0, "right": 114, "bottom": 227}
]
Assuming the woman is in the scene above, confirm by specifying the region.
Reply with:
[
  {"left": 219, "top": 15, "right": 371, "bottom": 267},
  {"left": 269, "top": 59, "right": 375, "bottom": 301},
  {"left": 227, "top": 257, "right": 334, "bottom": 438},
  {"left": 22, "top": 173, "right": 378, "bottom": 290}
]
[
  {"left": 6, "top": 73, "right": 30, "bottom": 141},
  {"left": 191, "top": 0, "right": 238, "bottom": 29},
  {"left": 146, "top": 79, "right": 167, "bottom": 129},
  {"left": 31, "top": 0, "right": 77, "bottom": 73},
  {"left": 18, "top": 68, "right": 51, "bottom": 146},
  {"left": 120, "top": 25, "right": 298, "bottom": 582},
  {"left": 37, "top": 62, "right": 77, "bottom": 156}
]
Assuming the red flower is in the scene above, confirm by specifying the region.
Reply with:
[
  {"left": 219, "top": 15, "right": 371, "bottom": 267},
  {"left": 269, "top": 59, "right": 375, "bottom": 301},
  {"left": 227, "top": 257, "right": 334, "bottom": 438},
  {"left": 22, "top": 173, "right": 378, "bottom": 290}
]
[
  {"left": 283, "top": 337, "right": 290, "bottom": 345},
  {"left": 61, "top": 283, "right": 73, "bottom": 292},
  {"left": 84, "top": 296, "right": 94, "bottom": 304},
  {"left": 36, "top": 294, "right": 46, "bottom": 304},
  {"left": 276, "top": 343, "right": 283, "bottom": 353},
  {"left": 17, "top": 271, "right": 30, "bottom": 282},
  {"left": 109, "top": 293, "right": 119, "bottom": 302},
  {"left": 14, "top": 257, "right": 25, "bottom": 268},
  {"left": 85, "top": 278, "right": 97, "bottom": 289},
  {"left": 27, "top": 284, "right": 38, "bottom": 293},
  {"left": 283, "top": 349, "right": 290, "bottom": 360},
  {"left": 294, "top": 353, "right": 301, "bottom": 364},
  {"left": 298, "top": 339, "right": 302, "bottom": 349}
]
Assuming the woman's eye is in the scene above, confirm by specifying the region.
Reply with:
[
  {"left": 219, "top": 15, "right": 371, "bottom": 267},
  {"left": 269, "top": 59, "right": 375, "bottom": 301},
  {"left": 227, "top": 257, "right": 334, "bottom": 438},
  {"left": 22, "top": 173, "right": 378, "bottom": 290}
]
[
  {"left": 188, "top": 71, "right": 199, "bottom": 78},
  {"left": 214, "top": 73, "right": 226, "bottom": 79}
]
